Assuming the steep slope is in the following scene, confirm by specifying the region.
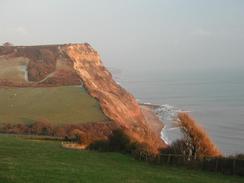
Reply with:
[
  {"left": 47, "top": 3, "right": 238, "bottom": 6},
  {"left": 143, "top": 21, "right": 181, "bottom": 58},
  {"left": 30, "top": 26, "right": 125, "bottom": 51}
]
[
  {"left": 61, "top": 44, "right": 165, "bottom": 152},
  {"left": 0, "top": 44, "right": 165, "bottom": 153}
]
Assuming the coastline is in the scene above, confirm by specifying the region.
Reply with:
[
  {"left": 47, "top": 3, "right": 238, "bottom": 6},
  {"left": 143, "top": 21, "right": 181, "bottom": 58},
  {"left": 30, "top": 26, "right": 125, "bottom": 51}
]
[
  {"left": 140, "top": 103, "right": 168, "bottom": 145},
  {"left": 140, "top": 105, "right": 164, "bottom": 136},
  {"left": 140, "top": 103, "right": 185, "bottom": 145}
]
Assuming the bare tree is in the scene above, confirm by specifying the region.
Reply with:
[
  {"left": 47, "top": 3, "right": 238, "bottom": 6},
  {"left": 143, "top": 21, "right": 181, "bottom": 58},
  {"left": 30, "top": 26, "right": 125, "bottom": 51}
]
[{"left": 2, "top": 42, "right": 13, "bottom": 47}]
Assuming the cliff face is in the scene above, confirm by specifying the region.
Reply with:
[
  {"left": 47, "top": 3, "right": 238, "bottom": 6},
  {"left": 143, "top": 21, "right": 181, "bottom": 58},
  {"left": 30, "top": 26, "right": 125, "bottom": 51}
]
[
  {"left": 61, "top": 44, "right": 165, "bottom": 152},
  {"left": 0, "top": 43, "right": 165, "bottom": 153}
]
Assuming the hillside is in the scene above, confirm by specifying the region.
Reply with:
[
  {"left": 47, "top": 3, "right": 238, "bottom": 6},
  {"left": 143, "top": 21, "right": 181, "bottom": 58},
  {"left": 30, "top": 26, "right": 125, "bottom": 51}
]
[
  {"left": 0, "top": 43, "right": 165, "bottom": 153},
  {"left": 0, "top": 134, "right": 243, "bottom": 183},
  {"left": 0, "top": 86, "right": 108, "bottom": 124}
]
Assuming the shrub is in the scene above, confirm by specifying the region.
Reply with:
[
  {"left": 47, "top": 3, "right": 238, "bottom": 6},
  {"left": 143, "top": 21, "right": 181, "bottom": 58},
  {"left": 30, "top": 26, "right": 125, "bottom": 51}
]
[
  {"left": 88, "top": 128, "right": 153, "bottom": 160},
  {"left": 131, "top": 143, "right": 151, "bottom": 158},
  {"left": 227, "top": 154, "right": 244, "bottom": 160},
  {"left": 108, "top": 129, "right": 131, "bottom": 153},
  {"left": 177, "top": 113, "right": 221, "bottom": 158},
  {"left": 235, "top": 154, "right": 244, "bottom": 160},
  {"left": 88, "top": 140, "right": 110, "bottom": 152},
  {"left": 88, "top": 129, "right": 133, "bottom": 153},
  {"left": 3, "top": 42, "right": 13, "bottom": 47},
  {"left": 29, "top": 120, "right": 53, "bottom": 135},
  {"left": 160, "top": 139, "right": 188, "bottom": 155},
  {"left": 69, "top": 129, "right": 83, "bottom": 142},
  {"left": 53, "top": 127, "right": 67, "bottom": 137}
]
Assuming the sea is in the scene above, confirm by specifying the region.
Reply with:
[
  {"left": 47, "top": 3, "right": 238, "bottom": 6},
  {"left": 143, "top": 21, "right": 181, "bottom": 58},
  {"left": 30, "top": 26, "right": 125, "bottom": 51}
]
[{"left": 114, "top": 69, "right": 244, "bottom": 156}]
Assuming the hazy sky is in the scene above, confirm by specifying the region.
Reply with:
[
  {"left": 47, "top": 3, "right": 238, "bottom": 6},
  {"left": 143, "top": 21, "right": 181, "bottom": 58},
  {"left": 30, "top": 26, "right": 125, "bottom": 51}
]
[{"left": 0, "top": 0, "right": 244, "bottom": 72}]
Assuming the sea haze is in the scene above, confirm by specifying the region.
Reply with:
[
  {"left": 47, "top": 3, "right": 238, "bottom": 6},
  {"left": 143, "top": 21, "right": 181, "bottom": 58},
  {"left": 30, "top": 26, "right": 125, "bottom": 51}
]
[{"left": 116, "top": 69, "right": 244, "bottom": 156}]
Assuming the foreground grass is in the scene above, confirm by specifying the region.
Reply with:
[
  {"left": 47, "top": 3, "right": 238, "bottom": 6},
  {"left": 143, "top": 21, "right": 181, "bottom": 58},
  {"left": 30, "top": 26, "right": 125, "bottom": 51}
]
[
  {"left": 0, "top": 135, "right": 243, "bottom": 183},
  {"left": 0, "top": 86, "right": 107, "bottom": 124}
]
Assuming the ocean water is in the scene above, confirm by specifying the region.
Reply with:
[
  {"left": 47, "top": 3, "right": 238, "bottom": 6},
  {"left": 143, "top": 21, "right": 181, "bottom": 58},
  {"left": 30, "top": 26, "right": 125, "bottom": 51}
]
[{"left": 116, "top": 69, "right": 244, "bottom": 156}]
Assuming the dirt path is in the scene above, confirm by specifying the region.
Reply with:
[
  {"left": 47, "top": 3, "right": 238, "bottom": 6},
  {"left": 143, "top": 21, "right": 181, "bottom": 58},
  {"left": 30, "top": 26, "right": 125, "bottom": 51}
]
[{"left": 37, "top": 72, "right": 56, "bottom": 83}]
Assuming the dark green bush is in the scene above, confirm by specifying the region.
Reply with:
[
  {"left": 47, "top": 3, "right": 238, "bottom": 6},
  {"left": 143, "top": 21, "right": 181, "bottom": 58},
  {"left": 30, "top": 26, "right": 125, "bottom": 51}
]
[
  {"left": 227, "top": 154, "right": 244, "bottom": 160},
  {"left": 88, "top": 140, "right": 110, "bottom": 152},
  {"left": 160, "top": 140, "right": 188, "bottom": 155},
  {"left": 108, "top": 129, "right": 131, "bottom": 153},
  {"left": 88, "top": 129, "right": 131, "bottom": 153}
]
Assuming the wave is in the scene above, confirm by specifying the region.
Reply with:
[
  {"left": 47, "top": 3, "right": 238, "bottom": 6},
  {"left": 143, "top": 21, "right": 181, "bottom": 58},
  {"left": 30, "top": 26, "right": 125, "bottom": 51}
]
[
  {"left": 154, "top": 104, "right": 190, "bottom": 121},
  {"left": 141, "top": 103, "right": 190, "bottom": 145}
]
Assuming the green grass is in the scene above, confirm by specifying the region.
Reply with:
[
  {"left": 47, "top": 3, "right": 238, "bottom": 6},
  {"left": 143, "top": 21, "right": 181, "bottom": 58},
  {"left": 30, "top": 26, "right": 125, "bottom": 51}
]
[
  {"left": 0, "top": 135, "right": 243, "bottom": 183},
  {"left": 0, "top": 86, "right": 108, "bottom": 125}
]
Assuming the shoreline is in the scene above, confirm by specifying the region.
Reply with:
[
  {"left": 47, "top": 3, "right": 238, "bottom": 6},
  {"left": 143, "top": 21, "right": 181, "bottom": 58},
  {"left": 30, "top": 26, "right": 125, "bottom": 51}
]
[
  {"left": 140, "top": 104, "right": 168, "bottom": 146},
  {"left": 140, "top": 102, "right": 184, "bottom": 145}
]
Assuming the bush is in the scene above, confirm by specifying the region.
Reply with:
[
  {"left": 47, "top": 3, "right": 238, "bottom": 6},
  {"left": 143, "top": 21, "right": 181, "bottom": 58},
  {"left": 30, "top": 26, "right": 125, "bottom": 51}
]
[
  {"left": 108, "top": 129, "right": 131, "bottom": 153},
  {"left": 88, "top": 128, "right": 153, "bottom": 161},
  {"left": 160, "top": 140, "right": 188, "bottom": 155},
  {"left": 88, "top": 129, "right": 134, "bottom": 153},
  {"left": 0, "top": 120, "right": 53, "bottom": 136},
  {"left": 68, "top": 129, "right": 83, "bottom": 142},
  {"left": 131, "top": 143, "right": 151, "bottom": 158},
  {"left": 178, "top": 113, "right": 221, "bottom": 158},
  {"left": 88, "top": 140, "right": 110, "bottom": 152},
  {"left": 53, "top": 127, "right": 67, "bottom": 137},
  {"left": 235, "top": 154, "right": 244, "bottom": 160},
  {"left": 227, "top": 154, "right": 244, "bottom": 160},
  {"left": 29, "top": 120, "right": 53, "bottom": 135}
]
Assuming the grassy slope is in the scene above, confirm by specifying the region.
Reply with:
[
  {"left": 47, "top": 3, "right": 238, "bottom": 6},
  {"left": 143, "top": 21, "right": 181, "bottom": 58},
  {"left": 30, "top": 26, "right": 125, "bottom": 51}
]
[
  {"left": 0, "top": 57, "right": 29, "bottom": 82},
  {"left": 0, "top": 86, "right": 108, "bottom": 125},
  {"left": 0, "top": 135, "right": 243, "bottom": 183}
]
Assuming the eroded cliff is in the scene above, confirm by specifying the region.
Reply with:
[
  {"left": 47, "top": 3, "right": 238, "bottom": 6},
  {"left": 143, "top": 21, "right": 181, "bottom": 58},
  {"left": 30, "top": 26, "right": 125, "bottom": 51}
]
[
  {"left": 61, "top": 44, "right": 165, "bottom": 152},
  {"left": 0, "top": 43, "right": 165, "bottom": 153}
]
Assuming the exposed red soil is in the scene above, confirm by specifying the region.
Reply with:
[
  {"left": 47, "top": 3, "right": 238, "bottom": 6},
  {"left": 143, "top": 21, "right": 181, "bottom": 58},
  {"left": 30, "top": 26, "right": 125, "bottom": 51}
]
[{"left": 62, "top": 44, "right": 166, "bottom": 153}]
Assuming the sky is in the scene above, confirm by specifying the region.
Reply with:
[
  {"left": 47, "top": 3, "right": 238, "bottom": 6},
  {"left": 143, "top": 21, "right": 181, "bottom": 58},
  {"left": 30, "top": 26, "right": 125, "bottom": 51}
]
[{"left": 0, "top": 0, "right": 244, "bottom": 72}]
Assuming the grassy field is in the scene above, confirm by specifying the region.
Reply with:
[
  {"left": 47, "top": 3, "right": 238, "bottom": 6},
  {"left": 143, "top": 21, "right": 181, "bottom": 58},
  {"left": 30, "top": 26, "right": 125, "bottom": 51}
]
[
  {"left": 0, "top": 57, "right": 29, "bottom": 82},
  {"left": 0, "top": 134, "right": 243, "bottom": 183},
  {"left": 0, "top": 86, "right": 108, "bottom": 125}
]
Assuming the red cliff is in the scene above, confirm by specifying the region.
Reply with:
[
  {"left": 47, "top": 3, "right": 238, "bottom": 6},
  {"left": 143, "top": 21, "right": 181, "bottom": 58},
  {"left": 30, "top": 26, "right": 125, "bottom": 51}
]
[{"left": 0, "top": 43, "right": 166, "bottom": 153}]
